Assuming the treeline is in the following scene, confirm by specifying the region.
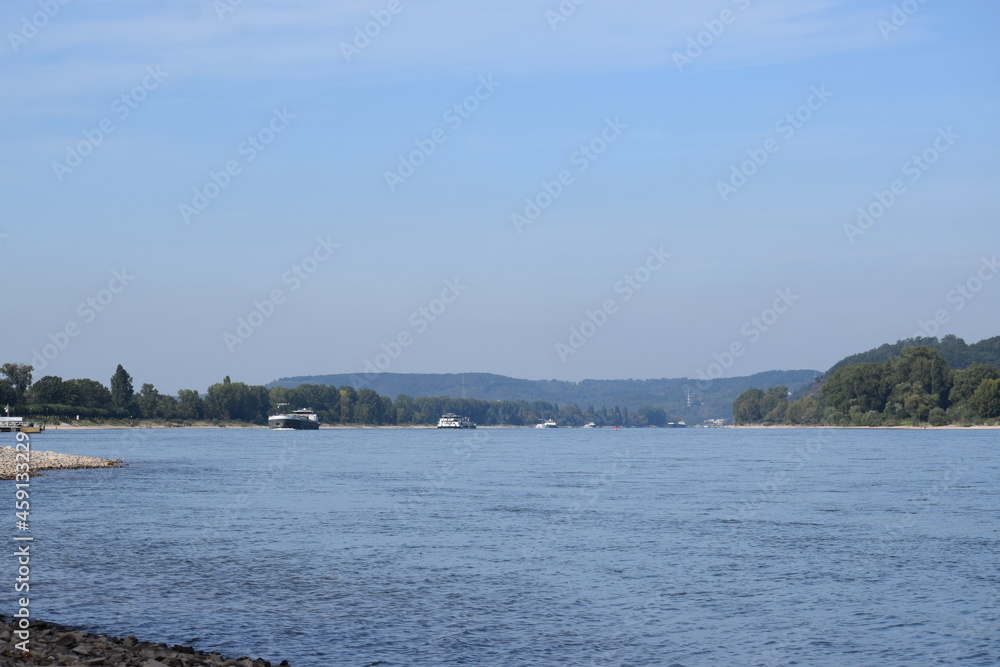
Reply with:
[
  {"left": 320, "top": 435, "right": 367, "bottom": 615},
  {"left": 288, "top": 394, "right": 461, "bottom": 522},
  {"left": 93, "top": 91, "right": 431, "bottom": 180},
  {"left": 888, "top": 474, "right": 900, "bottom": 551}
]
[
  {"left": 0, "top": 363, "right": 673, "bottom": 427},
  {"left": 827, "top": 334, "right": 1000, "bottom": 375},
  {"left": 733, "top": 346, "right": 1000, "bottom": 426}
]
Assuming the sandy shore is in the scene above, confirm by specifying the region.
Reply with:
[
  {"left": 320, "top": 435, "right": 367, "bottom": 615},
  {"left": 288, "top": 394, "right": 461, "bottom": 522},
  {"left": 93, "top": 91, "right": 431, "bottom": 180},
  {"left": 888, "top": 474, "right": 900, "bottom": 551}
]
[
  {"left": 0, "top": 446, "right": 121, "bottom": 481},
  {"left": 0, "top": 615, "right": 289, "bottom": 666}
]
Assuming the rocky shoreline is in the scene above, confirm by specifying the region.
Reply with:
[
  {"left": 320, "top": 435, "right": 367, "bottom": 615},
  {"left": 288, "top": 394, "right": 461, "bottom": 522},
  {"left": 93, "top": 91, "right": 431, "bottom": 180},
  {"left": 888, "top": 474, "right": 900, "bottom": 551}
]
[
  {"left": 0, "top": 616, "right": 290, "bottom": 666},
  {"left": 0, "top": 446, "right": 122, "bottom": 481}
]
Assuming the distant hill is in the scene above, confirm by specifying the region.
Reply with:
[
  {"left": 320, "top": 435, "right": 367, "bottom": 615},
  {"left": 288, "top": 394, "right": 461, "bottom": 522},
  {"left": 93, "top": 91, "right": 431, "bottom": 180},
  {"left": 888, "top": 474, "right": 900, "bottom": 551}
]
[
  {"left": 827, "top": 335, "right": 1000, "bottom": 375},
  {"left": 268, "top": 370, "right": 821, "bottom": 422}
]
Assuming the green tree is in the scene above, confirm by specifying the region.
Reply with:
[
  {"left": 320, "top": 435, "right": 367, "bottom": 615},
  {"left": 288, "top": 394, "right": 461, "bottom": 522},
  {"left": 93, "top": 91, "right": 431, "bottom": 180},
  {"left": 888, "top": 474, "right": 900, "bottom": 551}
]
[
  {"left": 30, "top": 375, "right": 65, "bottom": 405},
  {"left": 970, "top": 379, "right": 1000, "bottom": 419},
  {"left": 785, "top": 396, "right": 821, "bottom": 425},
  {"left": 63, "top": 379, "right": 113, "bottom": 409},
  {"left": 204, "top": 377, "right": 270, "bottom": 423},
  {"left": 355, "top": 388, "right": 383, "bottom": 424},
  {"left": 886, "top": 347, "right": 953, "bottom": 410},
  {"left": 176, "top": 389, "right": 205, "bottom": 420},
  {"left": 949, "top": 363, "right": 1000, "bottom": 405},
  {"left": 928, "top": 407, "right": 949, "bottom": 426},
  {"left": 636, "top": 405, "right": 667, "bottom": 427},
  {"left": 0, "top": 363, "right": 33, "bottom": 406},
  {"left": 339, "top": 386, "right": 357, "bottom": 423},
  {"left": 394, "top": 394, "right": 416, "bottom": 424},
  {"left": 760, "top": 386, "right": 789, "bottom": 422},
  {"left": 732, "top": 388, "right": 765, "bottom": 424},
  {"left": 821, "top": 363, "right": 889, "bottom": 415},
  {"left": 110, "top": 364, "right": 135, "bottom": 411},
  {"left": 135, "top": 383, "right": 161, "bottom": 419},
  {"left": 0, "top": 380, "right": 16, "bottom": 410}
]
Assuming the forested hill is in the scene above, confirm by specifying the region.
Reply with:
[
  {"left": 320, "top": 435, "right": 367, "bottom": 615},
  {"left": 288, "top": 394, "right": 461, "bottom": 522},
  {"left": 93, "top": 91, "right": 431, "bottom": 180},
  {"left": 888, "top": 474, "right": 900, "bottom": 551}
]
[
  {"left": 827, "top": 335, "right": 1000, "bottom": 375},
  {"left": 268, "top": 370, "right": 821, "bottom": 421}
]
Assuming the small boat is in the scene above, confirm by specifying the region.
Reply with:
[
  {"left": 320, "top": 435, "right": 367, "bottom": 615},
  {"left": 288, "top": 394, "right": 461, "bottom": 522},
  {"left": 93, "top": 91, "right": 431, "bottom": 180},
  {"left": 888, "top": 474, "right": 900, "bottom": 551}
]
[
  {"left": 0, "top": 417, "right": 44, "bottom": 433},
  {"left": 535, "top": 419, "right": 558, "bottom": 429},
  {"left": 268, "top": 405, "right": 320, "bottom": 430},
  {"left": 666, "top": 421, "right": 687, "bottom": 429},
  {"left": 437, "top": 413, "right": 476, "bottom": 429},
  {"left": 582, "top": 422, "right": 596, "bottom": 428}
]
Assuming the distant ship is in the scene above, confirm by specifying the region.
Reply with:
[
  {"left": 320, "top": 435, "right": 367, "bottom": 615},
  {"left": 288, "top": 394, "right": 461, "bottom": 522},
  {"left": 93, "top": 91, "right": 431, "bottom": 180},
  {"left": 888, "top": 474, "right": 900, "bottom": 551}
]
[
  {"left": 535, "top": 419, "right": 558, "bottom": 429},
  {"left": 437, "top": 413, "right": 477, "bottom": 429},
  {"left": 582, "top": 422, "right": 596, "bottom": 428},
  {"left": 268, "top": 405, "right": 320, "bottom": 430},
  {"left": 666, "top": 421, "right": 687, "bottom": 429}
]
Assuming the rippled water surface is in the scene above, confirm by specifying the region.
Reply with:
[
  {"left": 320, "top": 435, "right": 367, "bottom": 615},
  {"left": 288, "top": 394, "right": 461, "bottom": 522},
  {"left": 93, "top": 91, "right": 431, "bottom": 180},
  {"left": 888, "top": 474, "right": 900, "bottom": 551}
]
[{"left": 8, "top": 428, "right": 1000, "bottom": 665}]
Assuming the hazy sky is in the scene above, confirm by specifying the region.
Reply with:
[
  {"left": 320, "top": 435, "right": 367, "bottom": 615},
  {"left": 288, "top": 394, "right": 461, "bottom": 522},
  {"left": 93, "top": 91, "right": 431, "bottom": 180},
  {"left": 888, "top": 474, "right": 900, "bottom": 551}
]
[{"left": 3, "top": 0, "right": 998, "bottom": 394}]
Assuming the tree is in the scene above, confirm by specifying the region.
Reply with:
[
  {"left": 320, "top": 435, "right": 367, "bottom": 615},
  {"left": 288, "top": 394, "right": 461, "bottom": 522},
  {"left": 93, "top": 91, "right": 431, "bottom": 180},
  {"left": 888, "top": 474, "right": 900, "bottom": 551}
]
[
  {"left": 886, "top": 347, "right": 953, "bottom": 410},
  {"left": 63, "top": 379, "right": 113, "bottom": 409},
  {"left": 176, "top": 389, "right": 205, "bottom": 420},
  {"left": 135, "top": 383, "right": 161, "bottom": 419},
  {"left": 732, "top": 388, "right": 765, "bottom": 424},
  {"left": 786, "top": 396, "right": 821, "bottom": 425},
  {"left": 636, "top": 405, "right": 667, "bottom": 427},
  {"left": 821, "top": 363, "right": 890, "bottom": 415},
  {"left": 204, "top": 377, "right": 270, "bottom": 423},
  {"left": 339, "top": 386, "right": 357, "bottom": 423},
  {"left": 0, "top": 363, "right": 33, "bottom": 406},
  {"left": 30, "top": 375, "right": 65, "bottom": 405},
  {"left": 950, "top": 364, "right": 1000, "bottom": 405},
  {"left": 760, "top": 386, "right": 789, "bottom": 422},
  {"left": 970, "top": 379, "right": 1000, "bottom": 419},
  {"left": 110, "top": 364, "right": 135, "bottom": 411}
]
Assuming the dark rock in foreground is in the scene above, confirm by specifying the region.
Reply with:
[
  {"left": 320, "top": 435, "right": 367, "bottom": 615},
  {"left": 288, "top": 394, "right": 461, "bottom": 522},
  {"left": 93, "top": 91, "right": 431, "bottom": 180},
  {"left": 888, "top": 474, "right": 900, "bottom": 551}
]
[{"left": 0, "top": 616, "right": 291, "bottom": 666}]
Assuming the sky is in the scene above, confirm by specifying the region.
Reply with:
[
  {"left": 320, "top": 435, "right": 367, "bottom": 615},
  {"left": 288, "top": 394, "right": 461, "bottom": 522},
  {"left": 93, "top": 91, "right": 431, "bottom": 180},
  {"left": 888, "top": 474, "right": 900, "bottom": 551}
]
[{"left": 2, "top": 0, "right": 998, "bottom": 394}]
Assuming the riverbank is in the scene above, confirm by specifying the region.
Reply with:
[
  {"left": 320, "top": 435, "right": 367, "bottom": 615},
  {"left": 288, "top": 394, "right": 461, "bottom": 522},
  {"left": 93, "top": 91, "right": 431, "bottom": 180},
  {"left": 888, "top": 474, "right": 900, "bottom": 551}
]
[
  {"left": 0, "top": 615, "right": 289, "bottom": 666},
  {"left": 727, "top": 423, "right": 1000, "bottom": 429},
  {"left": 0, "top": 446, "right": 121, "bottom": 480}
]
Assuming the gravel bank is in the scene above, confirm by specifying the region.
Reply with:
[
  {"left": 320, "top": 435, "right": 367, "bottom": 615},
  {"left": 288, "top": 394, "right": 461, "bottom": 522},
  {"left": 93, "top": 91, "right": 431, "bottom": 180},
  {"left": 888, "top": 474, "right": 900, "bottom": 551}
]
[
  {"left": 0, "top": 616, "right": 291, "bottom": 666},
  {"left": 0, "top": 446, "right": 122, "bottom": 480}
]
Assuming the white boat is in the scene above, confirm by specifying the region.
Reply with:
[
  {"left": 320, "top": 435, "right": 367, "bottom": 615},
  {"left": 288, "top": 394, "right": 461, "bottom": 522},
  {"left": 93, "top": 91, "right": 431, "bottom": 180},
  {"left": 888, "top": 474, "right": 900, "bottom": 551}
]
[
  {"left": 437, "top": 413, "right": 476, "bottom": 429},
  {"left": 535, "top": 419, "right": 558, "bottom": 429},
  {"left": 268, "top": 405, "right": 320, "bottom": 430},
  {"left": 582, "top": 422, "right": 596, "bottom": 428}
]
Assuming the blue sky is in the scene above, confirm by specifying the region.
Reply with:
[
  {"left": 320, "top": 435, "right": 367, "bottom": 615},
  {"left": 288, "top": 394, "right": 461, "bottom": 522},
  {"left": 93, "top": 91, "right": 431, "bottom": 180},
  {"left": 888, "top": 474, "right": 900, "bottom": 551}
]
[{"left": 2, "top": 0, "right": 998, "bottom": 394}]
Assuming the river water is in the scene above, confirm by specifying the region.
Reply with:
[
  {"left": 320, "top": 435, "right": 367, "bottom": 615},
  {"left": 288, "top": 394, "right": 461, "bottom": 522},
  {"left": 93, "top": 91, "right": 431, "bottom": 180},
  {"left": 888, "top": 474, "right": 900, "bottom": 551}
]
[{"left": 7, "top": 427, "right": 999, "bottom": 665}]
